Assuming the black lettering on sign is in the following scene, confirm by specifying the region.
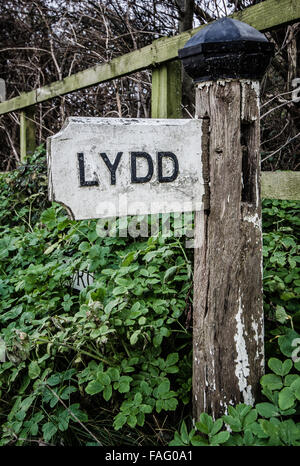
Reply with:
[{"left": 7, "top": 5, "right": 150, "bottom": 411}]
[
  {"left": 158, "top": 152, "right": 179, "bottom": 182},
  {"left": 100, "top": 152, "right": 123, "bottom": 185},
  {"left": 131, "top": 152, "right": 154, "bottom": 183},
  {"left": 77, "top": 270, "right": 85, "bottom": 288},
  {"left": 77, "top": 152, "right": 99, "bottom": 187}
]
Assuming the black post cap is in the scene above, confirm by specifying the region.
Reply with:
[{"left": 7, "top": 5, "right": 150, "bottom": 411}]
[{"left": 178, "top": 17, "right": 274, "bottom": 82}]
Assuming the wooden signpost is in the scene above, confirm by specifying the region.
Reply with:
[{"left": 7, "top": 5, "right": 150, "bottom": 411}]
[
  {"left": 47, "top": 17, "right": 274, "bottom": 420},
  {"left": 178, "top": 17, "right": 274, "bottom": 419}
]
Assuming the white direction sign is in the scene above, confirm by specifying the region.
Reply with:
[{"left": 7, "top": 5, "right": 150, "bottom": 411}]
[{"left": 47, "top": 117, "right": 204, "bottom": 220}]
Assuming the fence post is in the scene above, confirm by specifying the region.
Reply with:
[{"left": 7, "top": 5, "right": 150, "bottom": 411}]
[
  {"left": 20, "top": 106, "right": 36, "bottom": 162},
  {"left": 151, "top": 60, "right": 182, "bottom": 118},
  {"left": 178, "top": 17, "right": 274, "bottom": 420},
  {"left": 0, "top": 79, "right": 6, "bottom": 102}
]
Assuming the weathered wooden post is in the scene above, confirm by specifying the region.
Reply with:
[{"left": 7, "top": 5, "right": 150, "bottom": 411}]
[
  {"left": 20, "top": 106, "right": 36, "bottom": 162},
  {"left": 178, "top": 17, "right": 274, "bottom": 420}
]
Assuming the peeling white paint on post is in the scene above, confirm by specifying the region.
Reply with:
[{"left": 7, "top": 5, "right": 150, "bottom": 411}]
[
  {"left": 0, "top": 79, "right": 6, "bottom": 103},
  {"left": 234, "top": 296, "right": 254, "bottom": 406},
  {"left": 243, "top": 212, "right": 261, "bottom": 228},
  {"left": 251, "top": 317, "right": 265, "bottom": 370},
  {"left": 47, "top": 117, "right": 204, "bottom": 220},
  {"left": 241, "top": 80, "right": 260, "bottom": 121}
]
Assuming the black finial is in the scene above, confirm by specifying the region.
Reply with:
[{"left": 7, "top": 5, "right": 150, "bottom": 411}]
[{"left": 178, "top": 17, "right": 274, "bottom": 82}]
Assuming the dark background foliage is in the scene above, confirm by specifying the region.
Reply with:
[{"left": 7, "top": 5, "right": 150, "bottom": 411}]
[{"left": 0, "top": 0, "right": 299, "bottom": 171}]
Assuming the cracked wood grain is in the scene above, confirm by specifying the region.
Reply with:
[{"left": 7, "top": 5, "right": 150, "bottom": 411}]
[{"left": 193, "top": 79, "right": 264, "bottom": 420}]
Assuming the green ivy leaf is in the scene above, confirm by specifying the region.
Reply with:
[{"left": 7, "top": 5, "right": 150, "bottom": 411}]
[
  {"left": 136, "top": 412, "right": 145, "bottom": 427},
  {"left": 113, "top": 413, "right": 127, "bottom": 431},
  {"left": 163, "top": 397, "right": 178, "bottom": 411},
  {"left": 118, "top": 377, "right": 131, "bottom": 393},
  {"left": 210, "top": 418, "right": 223, "bottom": 436},
  {"left": 278, "top": 330, "right": 300, "bottom": 357},
  {"left": 153, "top": 334, "right": 163, "bottom": 347},
  {"left": 20, "top": 396, "right": 35, "bottom": 412},
  {"left": 196, "top": 413, "right": 214, "bottom": 435},
  {"left": 97, "top": 372, "right": 110, "bottom": 386},
  {"left": 275, "top": 306, "right": 289, "bottom": 324},
  {"left": 46, "top": 374, "right": 61, "bottom": 386},
  {"left": 256, "top": 403, "right": 279, "bottom": 418},
  {"left": 157, "top": 379, "right": 170, "bottom": 396},
  {"left": 57, "top": 410, "right": 70, "bottom": 431},
  {"left": 210, "top": 431, "right": 230, "bottom": 446},
  {"left": 166, "top": 353, "right": 179, "bottom": 366},
  {"left": 268, "top": 358, "right": 292, "bottom": 376},
  {"left": 180, "top": 421, "right": 189, "bottom": 445},
  {"left": 243, "top": 429, "right": 254, "bottom": 445},
  {"left": 78, "top": 241, "right": 90, "bottom": 252},
  {"left": 156, "top": 399, "right": 164, "bottom": 413},
  {"left": 85, "top": 380, "right": 104, "bottom": 395},
  {"left": 163, "top": 266, "right": 179, "bottom": 283},
  {"left": 107, "top": 367, "right": 120, "bottom": 382},
  {"left": 294, "top": 360, "right": 300, "bottom": 372},
  {"left": 42, "top": 422, "right": 58, "bottom": 443},
  {"left": 261, "top": 374, "right": 283, "bottom": 391},
  {"left": 60, "top": 386, "right": 77, "bottom": 400},
  {"left": 191, "top": 435, "right": 209, "bottom": 446},
  {"left": 69, "top": 404, "right": 88, "bottom": 422},
  {"left": 169, "top": 432, "right": 187, "bottom": 446},
  {"left": 290, "top": 377, "right": 300, "bottom": 400},
  {"left": 284, "top": 374, "right": 299, "bottom": 386},
  {"left": 222, "top": 415, "right": 242, "bottom": 432},
  {"left": 130, "top": 330, "right": 141, "bottom": 345},
  {"left": 28, "top": 361, "right": 41, "bottom": 380},
  {"left": 103, "top": 384, "right": 112, "bottom": 401},
  {"left": 127, "top": 415, "right": 137, "bottom": 428},
  {"left": 243, "top": 409, "right": 257, "bottom": 427},
  {"left": 282, "top": 360, "right": 293, "bottom": 376},
  {"left": 278, "top": 387, "right": 295, "bottom": 410}
]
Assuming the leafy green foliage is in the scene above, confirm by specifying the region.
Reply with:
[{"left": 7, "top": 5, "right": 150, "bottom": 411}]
[
  {"left": 0, "top": 146, "right": 49, "bottom": 228},
  {"left": 262, "top": 199, "right": 300, "bottom": 358},
  {"left": 1, "top": 151, "right": 300, "bottom": 446},
  {"left": 170, "top": 198, "right": 300, "bottom": 447},
  {"left": 0, "top": 149, "right": 192, "bottom": 445},
  {"left": 171, "top": 354, "right": 300, "bottom": 446}
]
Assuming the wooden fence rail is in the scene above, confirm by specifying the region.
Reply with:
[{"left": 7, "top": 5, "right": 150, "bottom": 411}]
[
  {"left": 0, "top": 0, "right": 299, "bottom": 115},
  {"left": 0, "top": 0, "right": 299, "bottom": 200}
]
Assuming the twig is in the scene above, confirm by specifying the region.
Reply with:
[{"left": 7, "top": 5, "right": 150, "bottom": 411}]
[
  {"left": 261, "top": 121, "right": 289, "bottom": 146},
  {"left": 45, "top": 384, "right": 102, "bottom": 446},
  {"left": 260, "top": 100, "right": 291, "bottom": 120},
  {"left": 260, "top": 89, "right": 295, "bottom": 109},
  {"left": 36, "top": 337, "right": 111, "bottom": 365},
  {"left": 261, "top": 131, "right": 300, "bottom": 163}
]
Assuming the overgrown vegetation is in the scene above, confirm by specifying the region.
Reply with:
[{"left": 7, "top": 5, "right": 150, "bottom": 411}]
[
  {"left": 171, "top": 198, "right": 300, "bottom": 446},
  {"left": 0, "top": 149, "right": 299, "bottom": 446},
  {"left": 0, "top": 148, "right": 193, "bottom": 445}
]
